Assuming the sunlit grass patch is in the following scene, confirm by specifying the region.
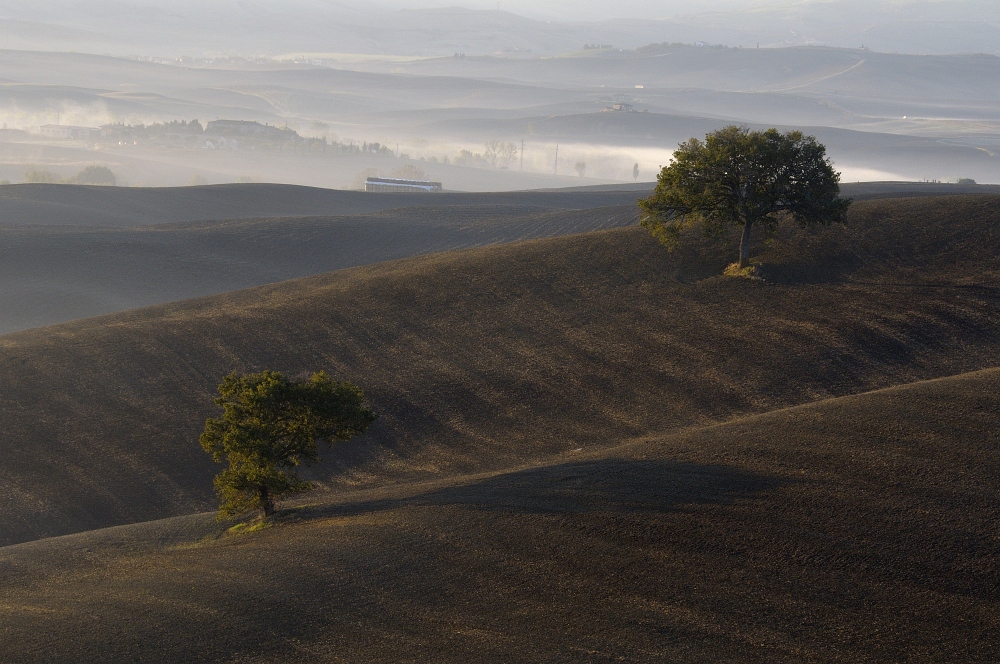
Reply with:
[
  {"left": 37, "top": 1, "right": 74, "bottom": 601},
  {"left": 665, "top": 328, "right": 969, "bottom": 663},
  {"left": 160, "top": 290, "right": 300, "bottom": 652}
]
[{"left": 723, "top": 262, "right": 763, "bottom": 279}]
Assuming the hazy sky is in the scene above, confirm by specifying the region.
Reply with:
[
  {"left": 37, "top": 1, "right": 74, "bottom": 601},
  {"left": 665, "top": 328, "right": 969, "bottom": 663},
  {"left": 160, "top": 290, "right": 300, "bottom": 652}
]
[
  {"left": 0, "top": 1, "right": 993, "bottom": 25},
  {"left": 374, "top": 0, "right": 766, "bottom": 20},
  {"left": 0, "top": 0, "right": 995, "bottom": 56}
]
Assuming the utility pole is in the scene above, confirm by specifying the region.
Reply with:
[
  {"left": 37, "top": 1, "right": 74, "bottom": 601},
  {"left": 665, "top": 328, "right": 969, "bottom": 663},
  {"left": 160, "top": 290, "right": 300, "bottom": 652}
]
[
  {"left": 554, "top": 144, "right": 559, "bottom": 175},
  {"left": 520, "top": 139, "right": 524, "bottom": 171}
]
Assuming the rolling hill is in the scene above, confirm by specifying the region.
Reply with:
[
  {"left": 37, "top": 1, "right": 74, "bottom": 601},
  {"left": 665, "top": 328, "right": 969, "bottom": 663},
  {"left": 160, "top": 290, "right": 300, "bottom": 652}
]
[
  {"left": 1, "top": 181, "right": 979, "bottom": 335},
  {"left": 0, "top": 192, "right": 998, "bottom": 660},
  {"left": 0, "top": 367, "right": 996, "bottom": 662},
  {"left": 2, "top": 46, "right": 1000, "bottom": 190},
  {"left": 0, "top": 203, "right": 638, "bottom": 333},
  {"left": 0, "top": 181, "right": 978, "bottom": 229},
  {"left": 0, "top": 194, "right": 999, "bottom": 548},
  {"left": 0, "top": 182, "right": 649, "bottom": 227}
]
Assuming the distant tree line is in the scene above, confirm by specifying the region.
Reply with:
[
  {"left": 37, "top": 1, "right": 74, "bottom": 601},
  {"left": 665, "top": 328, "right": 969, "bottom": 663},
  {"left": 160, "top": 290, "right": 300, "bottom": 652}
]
[
  {"left": 96, "top": 120, "right": 396, "bottom": 156},
  {"left": 23, "top": 165, "right": 116, "bottom": 185}
]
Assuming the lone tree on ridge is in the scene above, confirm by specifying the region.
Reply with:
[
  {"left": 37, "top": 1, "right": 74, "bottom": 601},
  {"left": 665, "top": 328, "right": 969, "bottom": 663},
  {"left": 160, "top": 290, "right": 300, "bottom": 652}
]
[
  {"left": 639, "top": 126, "right": 850, "bottom": 269},
  {"left": 200, "top": 370, "right": 377, "bottom": 520}
]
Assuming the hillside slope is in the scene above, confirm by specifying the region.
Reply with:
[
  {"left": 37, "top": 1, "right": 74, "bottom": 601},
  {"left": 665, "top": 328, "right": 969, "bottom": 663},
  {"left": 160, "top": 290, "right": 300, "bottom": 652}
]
[
  {"left": 2, "top": 368, "right": 997, "bottom": 662},
  {"left": 0, "top": 181, "right": 985, "bottom": 334},
  {"left": 0, "top": 182, "right": 649, "bottom": 227},
  {"left": 0, "top": 179, "right": 987, "bottom": 228},
  {"left": 0, "top": 195, "right": 999, "bottom": 546},
  {"left": 0, "top": 204, "right": 637, "bottom": 333}
]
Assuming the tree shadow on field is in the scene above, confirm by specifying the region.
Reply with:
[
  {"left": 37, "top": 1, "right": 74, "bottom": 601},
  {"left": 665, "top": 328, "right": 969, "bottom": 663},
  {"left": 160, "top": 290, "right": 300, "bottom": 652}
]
[{"left": 292, "top": 458, "right": 783, "bottom": 521}]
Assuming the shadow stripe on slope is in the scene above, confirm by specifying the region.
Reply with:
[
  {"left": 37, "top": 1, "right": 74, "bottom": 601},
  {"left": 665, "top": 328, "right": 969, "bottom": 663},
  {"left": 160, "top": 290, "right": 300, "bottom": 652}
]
[{"left": 0, "top": 368, "right": 997, "bottom": 662}]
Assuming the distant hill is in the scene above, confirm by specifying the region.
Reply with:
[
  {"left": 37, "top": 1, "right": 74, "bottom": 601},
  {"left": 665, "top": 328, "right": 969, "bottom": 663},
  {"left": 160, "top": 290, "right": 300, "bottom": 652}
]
[
  {"left": 0, "top": 203, "right": 638, "bottom": 333},
  {"left": 0, "top": 48, "right": 997, "bottom": 189},
  {"left": 0, "top": 194, "right": 999, "bottom": 546},
  {"left": 0, "top": 182, "right": 648, "bottom": 227},
  {"left": 0, "top": 181, "right": 989, "bottom": 334},
  {"left": 0, "top": 181, "right": 985, "bottom": 230},
  {"left": 2, "top": 367, "right": 998, "bottom": 662},
  {"left": 0, "top": 2, "right": 997, "bottom": 56}
]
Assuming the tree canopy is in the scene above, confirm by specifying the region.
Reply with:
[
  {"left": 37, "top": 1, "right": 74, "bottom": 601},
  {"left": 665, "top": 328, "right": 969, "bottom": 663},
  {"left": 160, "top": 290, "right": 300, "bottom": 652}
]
[
  {"left": 200, "top": 370, "right": 377, "bottom": 519},
  {"left": 639, "top": 126, "right": 850, "bottom": 269}
]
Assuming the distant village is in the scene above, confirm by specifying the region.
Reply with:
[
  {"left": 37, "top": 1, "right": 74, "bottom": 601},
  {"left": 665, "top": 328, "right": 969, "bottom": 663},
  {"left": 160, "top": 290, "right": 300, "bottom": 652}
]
[{"left": 33, "top": 119, "right": 397, "bottom": 156}]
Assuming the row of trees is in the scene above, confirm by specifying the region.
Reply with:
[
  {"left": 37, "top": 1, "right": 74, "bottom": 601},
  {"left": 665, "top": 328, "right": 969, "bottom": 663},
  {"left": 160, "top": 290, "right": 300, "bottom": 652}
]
[
  {"left": 98, "top": 121, "right": 396, "bottom": 157},
  {"left": 453, "top": 140, "right": 519, "bottom": 169},
  {"left": 459, "top": 142, "right": 641, "bottom": 181}
]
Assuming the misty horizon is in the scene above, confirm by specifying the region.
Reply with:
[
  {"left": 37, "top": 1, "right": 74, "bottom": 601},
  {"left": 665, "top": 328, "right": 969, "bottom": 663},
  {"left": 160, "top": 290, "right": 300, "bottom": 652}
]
[{"left": 0, "top": 0, "right": 993, "bottom": 190}]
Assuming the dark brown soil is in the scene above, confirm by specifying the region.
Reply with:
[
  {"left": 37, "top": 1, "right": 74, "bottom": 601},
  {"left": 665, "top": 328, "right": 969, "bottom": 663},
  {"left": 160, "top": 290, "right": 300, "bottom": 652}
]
[
  {"left": 1, "top": 369, "right": 997, "bottom": 662},
  {"left": 1, "top": 193, "right": 1000, "bottom": 661},
  {"left": 0, "top": 195, "right": 998, "bottom": 548}
]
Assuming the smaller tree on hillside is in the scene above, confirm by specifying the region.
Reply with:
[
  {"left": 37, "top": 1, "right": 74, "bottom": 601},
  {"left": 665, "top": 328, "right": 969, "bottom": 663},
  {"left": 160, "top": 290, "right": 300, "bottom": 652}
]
[
  {"left": 639, "top": 126, "right": 850, "bottom": 269},
  {"left": 200, "top": 370, "right": 377, "bottom": 520}
]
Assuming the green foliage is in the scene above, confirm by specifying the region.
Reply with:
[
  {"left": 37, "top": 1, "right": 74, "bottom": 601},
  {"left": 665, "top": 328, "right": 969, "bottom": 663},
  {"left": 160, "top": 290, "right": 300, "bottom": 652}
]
[
  {"left": 639, "top": 125, "right": 850, "bottom": 268},
  {"left": 200, "top": 370, "right": 377, "bottom": 520},
  {"left": 957, "top": 178, "right": 977, "bottom": 185}
]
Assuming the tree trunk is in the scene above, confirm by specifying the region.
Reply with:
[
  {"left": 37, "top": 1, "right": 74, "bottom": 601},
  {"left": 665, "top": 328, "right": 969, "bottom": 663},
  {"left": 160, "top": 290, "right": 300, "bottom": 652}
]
[
  {"left": 738, "top": 218, "right": 753, "bottom": 269},
  {"left": 259, "top": 485, "right": 274, "bottom": 519}
]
